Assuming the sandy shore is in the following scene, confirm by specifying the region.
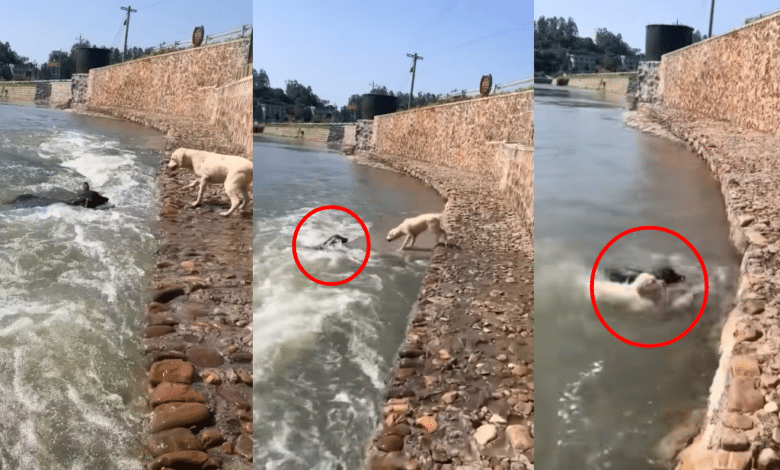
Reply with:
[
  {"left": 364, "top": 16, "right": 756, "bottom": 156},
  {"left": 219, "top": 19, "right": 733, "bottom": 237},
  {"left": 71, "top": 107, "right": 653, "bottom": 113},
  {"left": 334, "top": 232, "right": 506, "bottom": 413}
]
[
  {"left": 348, "top": 151, "right": 535, "bottom": 470},
  {"left": 627, "top": 103, "right": 780, "bottom": 470},
  {"left": 71, "top": 106, "right": 253, "bottom": 470}
]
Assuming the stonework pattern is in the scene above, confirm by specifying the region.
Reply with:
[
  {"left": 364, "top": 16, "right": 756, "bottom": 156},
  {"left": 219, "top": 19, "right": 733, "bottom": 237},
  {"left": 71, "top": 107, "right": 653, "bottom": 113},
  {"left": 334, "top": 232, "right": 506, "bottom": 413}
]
[
  {"left": 50, "top": 82, "right": 71, "bottom": 105},
  {"left": 566, "top": 73, "right": 633, "bottom": 94},
  {"left": 0, "top": 84, "right": 36, "bottom": 101},
  {"left": 660, "top": 12, "right": 780, "bottom": 135},
  {"left": 637, "top": 61, "right": 661, "bottom": 103},
  {"left": 87, "top": 40, "right": 250, "bottom": 121},
  {"left": 210, "top": 77, "right": 252, "bottom": 155},
  {"left": 371, "top": 91, "right": 533, "bottom": 229}
]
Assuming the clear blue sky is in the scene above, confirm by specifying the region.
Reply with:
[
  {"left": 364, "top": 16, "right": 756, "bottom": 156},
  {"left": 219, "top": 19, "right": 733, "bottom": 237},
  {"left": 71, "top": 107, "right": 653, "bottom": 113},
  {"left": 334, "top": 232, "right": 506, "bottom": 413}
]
[
  {"left": 1, "top": 0, "right": 251, "bottom": 65},
  {"left": 535, "top": 0, "right": 780, "bottom": 53},
  {"left": 255, "top": 0, "right": 534, "bottom": 108}
]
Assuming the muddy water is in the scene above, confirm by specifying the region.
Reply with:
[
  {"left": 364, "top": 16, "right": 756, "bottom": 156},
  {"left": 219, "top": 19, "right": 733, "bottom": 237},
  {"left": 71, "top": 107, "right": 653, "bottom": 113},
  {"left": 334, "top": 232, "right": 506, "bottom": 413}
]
[
  {"left": 254, "top": 135, "right": 444, "bottom": 469},
  {"left": 534, "top": 85, "right": 740, "bottom": 469},
  {"left": 0, "top": 102, "right": 163, "bottom": 469}
]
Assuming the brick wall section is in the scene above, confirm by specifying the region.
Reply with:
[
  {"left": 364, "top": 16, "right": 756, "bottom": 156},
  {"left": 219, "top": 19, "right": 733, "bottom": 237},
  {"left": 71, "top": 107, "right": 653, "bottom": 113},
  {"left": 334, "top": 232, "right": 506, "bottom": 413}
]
[
  {"left": 497, "top": 143, "right": 534, "bottom": 234},
  {"left": 260, "top": 124, "right": 332, "bottom": 141},
  {"left": 88, "top": 39, "right": 250, "bottom": 120},
  {"left": 342, "top": 125, "right": 356, "bottom": 147},
  {"left": 72, "top": 74, "right": 88, "bottom": 106},
  {"left": 566, "top": 73, "right": 633, "bottom": 94},
  {"left": 660, "top": 12, "right": 780, "bottom": 134},
  {"left": 0, "top": 84, "right": 36, "bottom": 101},
  {"left": 210, "top": 76, "right": 252, "bottom": 154},
  {"left": 373, "top": 91, "right": 533, "bottom": 172},
  {"left": 371, "top": 90, "right": 534, "bottom": 230},
  {"left": 636, "top": 62, "right": 661, "bottom": 103},
  {"left": 50, "top": 82, "right": 71, "bottom": 104}
]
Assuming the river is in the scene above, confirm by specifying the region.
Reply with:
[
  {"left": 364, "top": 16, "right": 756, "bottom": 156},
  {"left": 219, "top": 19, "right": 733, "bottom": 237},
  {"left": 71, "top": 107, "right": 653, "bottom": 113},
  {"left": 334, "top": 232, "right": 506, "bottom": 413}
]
[
  {"left": 253, "top": 134, "right": 444, "bottom": 469},
  {"left": 0, "top": 101, "right": 163, "bottom": 469},
  {"left": 534, "top": 85, "right": 740, "bottom": 469}
]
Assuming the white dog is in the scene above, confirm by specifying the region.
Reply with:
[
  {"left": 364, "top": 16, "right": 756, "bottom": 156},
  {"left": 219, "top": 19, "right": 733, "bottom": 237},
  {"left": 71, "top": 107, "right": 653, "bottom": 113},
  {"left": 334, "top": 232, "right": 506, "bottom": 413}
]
[
  {"left": 386, "top": 213, "right": 448, "bottom": 250},
  {"left": 593, "top": 272, "right": 668, "bottom": 313},
  {"left": 167, "top": 148, "right": 252, "bottom": 217}
]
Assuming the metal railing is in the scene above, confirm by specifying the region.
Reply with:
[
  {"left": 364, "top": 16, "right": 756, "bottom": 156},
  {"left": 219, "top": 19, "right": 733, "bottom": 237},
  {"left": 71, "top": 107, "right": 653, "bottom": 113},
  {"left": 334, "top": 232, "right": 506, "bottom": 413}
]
[
  {"left": 438, "top": 77, "right": 533, "bottom": 99},
  {"left": 151, "top": 24, "right": 252, "bottom": 53}
]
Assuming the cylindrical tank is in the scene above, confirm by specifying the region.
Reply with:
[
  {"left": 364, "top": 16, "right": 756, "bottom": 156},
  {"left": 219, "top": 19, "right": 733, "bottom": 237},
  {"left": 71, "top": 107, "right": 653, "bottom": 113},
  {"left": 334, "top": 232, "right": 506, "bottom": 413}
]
[
  {"left": 645, "top": 24, "right": 693, "bottom": 61},
  {"left": 74, "top": 48, "right": 112, "bottom": 74},
  {"left": 359, "top": 94, "right": 398, "bottom": 120}
]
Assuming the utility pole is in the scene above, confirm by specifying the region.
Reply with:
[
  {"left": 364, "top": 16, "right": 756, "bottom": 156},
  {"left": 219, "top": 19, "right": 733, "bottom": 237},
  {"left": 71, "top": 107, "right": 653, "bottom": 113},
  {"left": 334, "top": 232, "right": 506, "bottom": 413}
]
[
  {"left": 406, "top": 52, "right": 423, "bottom": 109},
  {"left": 369, "top": 81, "right": 377, "bottom": 92},
  {"left": 121, "top": 5, "right": 137, "bottom": 62},
  {"left": 708, "top": 0, "right": 715, "bottom": 38}
]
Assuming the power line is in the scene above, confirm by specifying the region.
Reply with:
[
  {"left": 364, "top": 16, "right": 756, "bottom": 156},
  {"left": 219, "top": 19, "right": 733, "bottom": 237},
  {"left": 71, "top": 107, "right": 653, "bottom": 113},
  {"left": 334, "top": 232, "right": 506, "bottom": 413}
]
[
  {"left": 121, "top": 5, "right": 138, "bottom": 62},
  {"left": 708, "top": 0, "right": 715, "bottom": 37},
  {"left": 406, "top": 53, "right": 423, "bottom": 109}
]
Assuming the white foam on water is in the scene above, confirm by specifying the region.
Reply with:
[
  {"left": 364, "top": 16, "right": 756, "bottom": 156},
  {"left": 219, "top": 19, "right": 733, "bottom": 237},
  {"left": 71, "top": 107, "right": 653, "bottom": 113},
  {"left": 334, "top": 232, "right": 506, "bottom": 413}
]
[{"left": 0, "top": 118, "right": 153, "bottom": 469}]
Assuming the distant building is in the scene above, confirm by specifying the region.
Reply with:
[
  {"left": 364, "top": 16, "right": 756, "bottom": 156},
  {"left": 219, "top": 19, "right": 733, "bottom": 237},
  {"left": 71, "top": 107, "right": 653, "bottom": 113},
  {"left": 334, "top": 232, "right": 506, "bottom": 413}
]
[
  {"left": 621, "top": 55, "right": 640, "bottom": 70},
  {"left": 566, "top": 51, "right": 600, "bottom": 73},
  {"left": 255, "top": 99, "right": 288, "bottom": 122}
]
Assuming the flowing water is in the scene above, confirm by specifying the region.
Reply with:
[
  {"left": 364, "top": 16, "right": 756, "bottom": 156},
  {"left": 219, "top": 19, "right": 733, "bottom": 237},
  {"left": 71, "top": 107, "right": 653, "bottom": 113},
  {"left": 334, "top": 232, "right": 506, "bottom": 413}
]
[
  {"left": 534, "top": 85, "right": 740, "bottom": 469},
  {"left": 254, "top": 135, "right": 444, "bottom": 469},
  {"left": 0, "top": 102, "right": 164, "bottom": 468}
]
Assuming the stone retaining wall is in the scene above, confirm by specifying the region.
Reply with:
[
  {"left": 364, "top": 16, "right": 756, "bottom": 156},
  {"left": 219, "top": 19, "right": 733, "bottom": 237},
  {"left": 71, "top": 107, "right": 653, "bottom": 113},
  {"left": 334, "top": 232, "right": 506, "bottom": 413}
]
[
  {"left": 0, "top": 80, "right": 72, "bottom": 104},
  {"left": 496, "top": 143, "right": 534, "bottom": 235},
  {"left": 0, "top": 83, "right": 37, "bottom": 101},
  {"left": 342, "top": 125, "right": 356, "bottom": 147},
  {"left": 50, "top": 81, "right": 71, "bottom": 105},
  {"left": 86, "top": 39, "right": 251, "bottom": 154},
  {"left": 660, "top": 11, "right": 780, "bottom": 134},
  {"left": 559, "top": 72, "right": 635, "bottom": 94},
  {"left": 88, "top": 40, "right": 250, "bottom": 120},
  {"left": 209, "top": 77, "right": 252, "bottom": 155},
  {"left": 260, "top": 124, "right": 331, "bottom": 141},
  {"left": 636, "top": 62, "right": 661, "bottom": 103},
  {"left": 371, "top": 90, "right": 534, "bottom": 231},
  {"left": 72, "top": 74, "right": 88, "bottom": 107}
]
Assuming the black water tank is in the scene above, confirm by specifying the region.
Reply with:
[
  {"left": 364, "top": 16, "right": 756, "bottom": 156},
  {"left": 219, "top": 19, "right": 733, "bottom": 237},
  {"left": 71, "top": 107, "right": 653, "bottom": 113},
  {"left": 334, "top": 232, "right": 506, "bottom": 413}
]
[
  {"left": 645, "top": 24, "right": 693, "bottom": 61},
  {"left": 359, "top": 94, "right": 398, "bottom": 120},
  {"left": 74, "top": 48, "right": 112, "bottom": 74}
]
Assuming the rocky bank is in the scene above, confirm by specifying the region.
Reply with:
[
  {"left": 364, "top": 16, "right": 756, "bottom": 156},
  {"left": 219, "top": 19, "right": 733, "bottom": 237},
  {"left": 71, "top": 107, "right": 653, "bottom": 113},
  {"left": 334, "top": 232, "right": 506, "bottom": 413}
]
[
  {"left": 70, "top": 107, "right": 253, "bottom": 470},
  {"left": 627, "top": 103, "right": 780, "bottom": 470},
  {"left": 350, "top": 150, "right": 535, "bottom": 470}
]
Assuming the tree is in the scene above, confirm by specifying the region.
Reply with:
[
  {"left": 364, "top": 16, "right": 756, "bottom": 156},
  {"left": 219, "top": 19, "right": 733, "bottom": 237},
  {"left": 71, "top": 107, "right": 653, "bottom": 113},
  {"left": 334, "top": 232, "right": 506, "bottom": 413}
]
[
  {"left": 254, "top": 68, "right": 269, "bottom": 89},
  {"left": 0, "top": 64, "right": 11, "bottom": 80}
]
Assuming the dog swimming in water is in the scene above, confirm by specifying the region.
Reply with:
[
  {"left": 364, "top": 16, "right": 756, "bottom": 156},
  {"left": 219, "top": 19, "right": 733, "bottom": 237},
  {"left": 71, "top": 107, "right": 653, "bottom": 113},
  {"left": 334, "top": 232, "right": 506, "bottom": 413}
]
[
  {"left": 604, "top": 266, "right": 685, "bottom": 285},
  {"left": 314, "top": 234, "right": 349, "bottom": 250},
  {"left": 595, "top": 266, "right": 691, "bottom": 314},
  {"left": 4, "top": 182, "right": 109, "bottom": 209}
]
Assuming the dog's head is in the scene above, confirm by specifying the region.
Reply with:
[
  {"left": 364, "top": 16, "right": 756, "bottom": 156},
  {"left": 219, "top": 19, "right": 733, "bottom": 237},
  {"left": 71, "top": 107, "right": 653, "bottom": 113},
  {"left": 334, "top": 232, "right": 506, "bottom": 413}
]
[
  {"left": 167, "top": 148, "right": 186, "bottom": 170},
  {"left": 635, "top": 273, "right": 665, "bottom": 301},
  {"left": 654, "top": 267, "right": 685, "bottom": 285},
  {"left": 386, "top": 228, "right": 402, "bottom": 242}
]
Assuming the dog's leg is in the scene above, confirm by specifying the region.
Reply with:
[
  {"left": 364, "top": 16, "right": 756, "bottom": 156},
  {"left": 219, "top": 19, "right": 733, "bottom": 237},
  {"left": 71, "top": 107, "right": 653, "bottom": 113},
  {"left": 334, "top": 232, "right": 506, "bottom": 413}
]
[
  {"left": 192, "top": 177, "right": 207, "bottom": 207},
  {"left": 435, "top": 228, "right": 448, "bottom": 247},
  {"left": 400, "top": 234, "right": 413, "bottom": 250},
  {"left": 185, "top": 178, "right": 200, "bottom": 189},
  {"left": 220, "top": 182, "right": 241, "bottom": 217},
  {"left": 238, "top": 183, "right": 250, "bottom": 210}
]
